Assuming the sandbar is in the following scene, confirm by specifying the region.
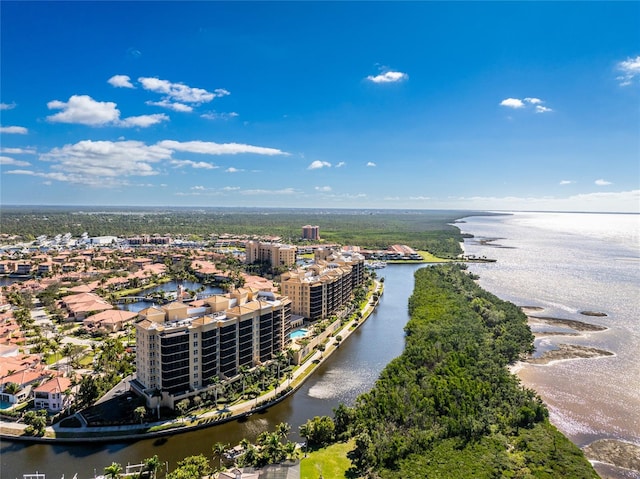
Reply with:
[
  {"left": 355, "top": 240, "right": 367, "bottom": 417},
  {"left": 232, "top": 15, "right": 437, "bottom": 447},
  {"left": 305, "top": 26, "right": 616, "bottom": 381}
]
[
  {"left": 583, "top": 439, "right": 640, "bottom": 474},
  {"left": 526, "top": 343, "right": 614, "bottom": 365},
  {"left": 527, "top": 315, "right": 608, "bottom": 333}
]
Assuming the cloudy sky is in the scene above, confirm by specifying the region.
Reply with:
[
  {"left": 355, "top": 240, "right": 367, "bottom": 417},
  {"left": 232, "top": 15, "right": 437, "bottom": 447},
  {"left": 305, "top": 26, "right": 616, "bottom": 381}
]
[{"left": 1, "top": 2, "right": 638, "bottom": 212}]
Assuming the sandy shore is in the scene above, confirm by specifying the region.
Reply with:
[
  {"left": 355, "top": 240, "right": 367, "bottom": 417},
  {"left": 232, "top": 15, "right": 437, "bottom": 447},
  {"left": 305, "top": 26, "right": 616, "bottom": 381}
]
[{"left": 584, "top": 439, "right": 640, "bottom": 475}]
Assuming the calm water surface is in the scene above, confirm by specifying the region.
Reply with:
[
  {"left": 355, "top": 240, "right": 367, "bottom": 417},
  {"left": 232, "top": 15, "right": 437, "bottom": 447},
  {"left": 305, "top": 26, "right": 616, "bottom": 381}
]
[
  {"left": 461, "top": 212, "right": 640, "bottom": 479},
  {"left": 2, "top": 264, "right": 425, "bottom": 478}
]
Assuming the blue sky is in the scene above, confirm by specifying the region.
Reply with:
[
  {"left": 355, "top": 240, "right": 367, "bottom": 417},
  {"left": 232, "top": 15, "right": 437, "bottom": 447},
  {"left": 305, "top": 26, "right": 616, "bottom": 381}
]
[{"left": 1, "top": 1, "right": 638, "bottom": 212}]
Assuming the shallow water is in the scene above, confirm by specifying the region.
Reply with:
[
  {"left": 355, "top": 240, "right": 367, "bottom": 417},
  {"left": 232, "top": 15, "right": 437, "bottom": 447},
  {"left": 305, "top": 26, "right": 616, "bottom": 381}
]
[{"left": 461, "top": 211, "right": 640, "bottom": 478}]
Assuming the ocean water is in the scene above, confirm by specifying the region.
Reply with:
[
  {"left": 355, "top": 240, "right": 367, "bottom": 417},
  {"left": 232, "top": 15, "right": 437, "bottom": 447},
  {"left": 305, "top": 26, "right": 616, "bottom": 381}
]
[{"left": 460, "top": 212, "right": 640, "bottom": 476}]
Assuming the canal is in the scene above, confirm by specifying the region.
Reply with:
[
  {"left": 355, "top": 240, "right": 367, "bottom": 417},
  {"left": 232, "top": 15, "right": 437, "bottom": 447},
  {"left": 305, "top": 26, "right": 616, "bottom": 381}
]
[{"left": 2, "top": 264, "right": 426, "bottom": 478}]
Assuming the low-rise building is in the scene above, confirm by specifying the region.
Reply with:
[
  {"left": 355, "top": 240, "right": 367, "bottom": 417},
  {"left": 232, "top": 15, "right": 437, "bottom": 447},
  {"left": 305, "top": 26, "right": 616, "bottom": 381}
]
[{"left": 33, "top": 376, "right": 73, "bottom": 412}]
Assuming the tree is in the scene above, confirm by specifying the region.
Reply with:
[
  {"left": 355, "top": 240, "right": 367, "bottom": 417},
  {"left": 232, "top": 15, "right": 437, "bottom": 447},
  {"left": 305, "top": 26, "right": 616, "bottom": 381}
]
[
  {"left": 275, "top": 422, "right": 291, "bottom": 443},
  {"left": 212, "top": 442, "right": 229, "bottom": 471},
  {"left": 166, "top": 454, "right": 211, "bottom": 479},
  {"left": 23, "top": 409, "right": 47, "bottom": 436},
  {"left": 134, "top": 406, "right": 147, "bottom": 424},
  {"left": 104, "top": 462, "right": 123, "bottom": 479},
  {"left": 3, "top": 382, "right": 20, "bottom": 395},
  {"left": 300, "top": 416, "right": 335, "bottom": 447},
  {"left": 175, "top": 399, "right": 190, "bottom": 419},
  {"left": 144, "top": 455, "right": 162, "bottom": 479}
]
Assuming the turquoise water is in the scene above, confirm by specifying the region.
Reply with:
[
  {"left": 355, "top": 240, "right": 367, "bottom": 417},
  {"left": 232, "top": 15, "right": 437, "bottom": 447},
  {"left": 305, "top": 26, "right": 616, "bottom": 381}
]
[
  {"left": 0, "top": 401, "right": 13, "bottom": 410},
  {"left": 289, "top": 328, "right": 308, "bottom": 340}
]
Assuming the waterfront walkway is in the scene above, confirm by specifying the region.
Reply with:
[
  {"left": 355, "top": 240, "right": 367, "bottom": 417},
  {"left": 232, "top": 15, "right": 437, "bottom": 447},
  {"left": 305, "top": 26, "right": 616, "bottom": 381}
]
[{"left": 0, "top": 280, "right": 383, "bottom": 443}]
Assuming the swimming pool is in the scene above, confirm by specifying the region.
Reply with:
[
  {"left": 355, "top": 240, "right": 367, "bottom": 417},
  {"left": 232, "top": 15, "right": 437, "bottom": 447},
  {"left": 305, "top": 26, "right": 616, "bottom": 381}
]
[{"left": 289, "top": 328, "right": 308, "bottom": 340}]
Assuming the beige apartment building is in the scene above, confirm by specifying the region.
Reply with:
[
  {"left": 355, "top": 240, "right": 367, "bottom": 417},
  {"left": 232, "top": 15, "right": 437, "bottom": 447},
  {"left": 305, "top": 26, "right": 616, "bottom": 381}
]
[
  {"left": 245, "top": 241, "right": 297, "bottom": 269},
  {"left": 302, "top": 224, "right": 320, "bottom": 240},
  {"left": 280, "top": 251, "right": 365, "bottom": 320},
  {"left": 132, "top": 289, "right": 292, "bottom": 409}
]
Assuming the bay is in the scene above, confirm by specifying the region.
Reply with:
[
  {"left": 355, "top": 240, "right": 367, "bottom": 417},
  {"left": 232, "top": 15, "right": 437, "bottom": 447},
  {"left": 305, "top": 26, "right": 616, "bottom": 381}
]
[{"left": 460, "top": 211, "right": 640, "bottom": 478}]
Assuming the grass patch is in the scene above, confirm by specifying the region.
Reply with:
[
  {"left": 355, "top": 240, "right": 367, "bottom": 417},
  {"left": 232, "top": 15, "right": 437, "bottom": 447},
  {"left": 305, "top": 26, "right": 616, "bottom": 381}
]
[
  {"left": 300, "top": 439, "right": 356, "bottom": 479},
  {"left": 417, "top": 250, "right": 450, "bottom": 262}
]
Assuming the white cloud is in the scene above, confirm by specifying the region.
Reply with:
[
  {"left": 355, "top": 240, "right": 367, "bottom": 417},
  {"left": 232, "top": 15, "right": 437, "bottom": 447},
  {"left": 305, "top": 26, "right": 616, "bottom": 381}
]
[
  {"left": 147, "top": 100, "right": 193, "bottom": 112},
  {"left": 201, "top": 111, "right": 239, "bottom": 120},
  {"left": 171, "top": 159, "right": 217, "bottom": 169},
  {"left": 308, "top": 160, "right": 331, "bottom": 170},
  {"left": 223, "top": 186, "right": 240, "bottom": 191},
  {"left": 0, "top": 125, "right": 28, "bottom": 134},
  {"left": 0, "top": 102, "right": 16, "bottom": 110},
  {"left": 616, "top": 55, "right": 640, "bottom": 86},
  {"left": 191, "top": 185, "right": 207, "bottom": 190},
  {"left": 139, "top": 77, "right": 229, "bottom": 104},
  {"left": 240, "top": 188, "right": 298, "bottom": 195},
  {"left": 409, "top": 196, "right": 431, "bottom": 200},
  {"left": 226, "top": 167, "right": 242, "bottom": 173},
  {"left": 47, "top": 95, "right": 120, "bottom": 125},
  {"left": 1, "top": 147, "right": 36, "bottom": 154},
  {"left": 535, "top": 105, "right": 553, "bottom": 113},
  {"left": 366, "top": 71, "right": 408, "bottom": 83},
  {"left": 158, "top": 140, "right": 287, "bottom": 156},
  {"left": 595, "top": 179, "right": 612, "bottom": 186},
  {"left": 501, "top": 97, "right": 553, "bottom": 113},
  {"left": 335, "top": 161, "right": 346, "bottom": 168},
  {"left": 46, "top": 95, "right": 168, "bottom": 128},
  {"left": 499, "top": 98, "right": 525, "bottom": 109},
  {"left": 36, "top": 139, "right": 172, "bottom": 186},
  {"left": 0, "top": 156, "right": 30, "bottom": 167},
  {"left": 559, "top": 180, "right": 574, "bottom": 185},
  {"left": 315, "top": 186, "right": 332, "bottom": 192},
  {"left": 108, "top": 75, "right": 135, "bottom": 88},
  {"left": 119, "top": 113, "right": 169, "bottom": 127},
  {"left": 11, "top": 138, "right": 287, "bottom": 188},
  {"left": 366, "top": 162, "right": 377, "bottom": 167}
]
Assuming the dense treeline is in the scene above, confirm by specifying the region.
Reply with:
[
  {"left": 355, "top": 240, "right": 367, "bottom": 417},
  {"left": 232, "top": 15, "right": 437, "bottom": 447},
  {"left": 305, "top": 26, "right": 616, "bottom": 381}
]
[
  {"left": 0, "top": 207, "right": 476, "bottom": 257},
  {"left": 336, "top": 264, "right": 598, "bottom": 478}
]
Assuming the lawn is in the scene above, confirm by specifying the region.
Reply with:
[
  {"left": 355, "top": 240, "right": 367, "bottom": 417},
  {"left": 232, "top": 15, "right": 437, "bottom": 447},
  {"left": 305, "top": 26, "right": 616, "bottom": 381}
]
[{"left": 300, "top": 439, "right": 356, "bottom": 479}]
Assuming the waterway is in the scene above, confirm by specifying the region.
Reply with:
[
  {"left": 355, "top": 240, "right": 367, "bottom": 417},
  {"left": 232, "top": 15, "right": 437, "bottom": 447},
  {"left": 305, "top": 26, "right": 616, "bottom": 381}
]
[{"left": 1, "top": 264, "right": 426, "bottom": 478}]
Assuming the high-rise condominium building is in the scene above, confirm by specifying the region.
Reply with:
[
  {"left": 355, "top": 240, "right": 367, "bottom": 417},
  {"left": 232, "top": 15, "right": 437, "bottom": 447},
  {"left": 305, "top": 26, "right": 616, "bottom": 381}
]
[
  {"left": 280, "top": 251, "right": 365, "bottom": 320},
  {"left": 245, "top": 241, "right": 297, "bottom": 268},
  {"left": 132, "top": 289, "right": 291, "bottom": 409},
  {"left": 302, "top": 225, "right": 320, "bottom": 240}
]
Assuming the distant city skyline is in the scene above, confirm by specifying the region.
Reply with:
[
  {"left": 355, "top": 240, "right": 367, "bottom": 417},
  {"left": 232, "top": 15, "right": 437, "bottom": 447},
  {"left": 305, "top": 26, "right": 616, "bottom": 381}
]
[{"left": 1, "top": 2, "right": 638, "bottom": 212}]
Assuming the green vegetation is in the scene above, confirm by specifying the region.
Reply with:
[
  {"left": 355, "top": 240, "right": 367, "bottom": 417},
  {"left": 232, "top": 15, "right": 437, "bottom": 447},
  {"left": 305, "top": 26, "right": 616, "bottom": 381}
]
[
  {"left": 317, "top": 264, "right": 598, "bottom": 478},
  {"left": 0, "top": 207, "right": 480, "bottom": 258},
  {"left": 300, "top": 440, "right": 355, "bottom": 479}
]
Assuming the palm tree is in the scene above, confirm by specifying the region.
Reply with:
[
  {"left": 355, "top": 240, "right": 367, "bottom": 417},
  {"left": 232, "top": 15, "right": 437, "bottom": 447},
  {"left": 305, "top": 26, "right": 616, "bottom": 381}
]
[
  {"left": 274, "top": 351, "right": 286, "bottom": 380},
  {"left": 3, "top": 382, "right": 21, "bottom": 395},
  {"left": 275, "top": 422, "right": 291, "bottom": 443},
  {"left": 212, "top": 441, "right": 229, "bottom": 471},
  {"left": 104, "top": 462, "right": 122, "bottom": 479},
  {"left": 238, "top": 365, "right": 249, "bottom": 397},
  {"left": 143, "top": 455, "right": 161, "bottom": 479},
  {"left": 284, "top": 441, "right": 298, "bottom": 460},
  {"left": 134, "top": 406, "right": 147, "bottom": 424}
]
